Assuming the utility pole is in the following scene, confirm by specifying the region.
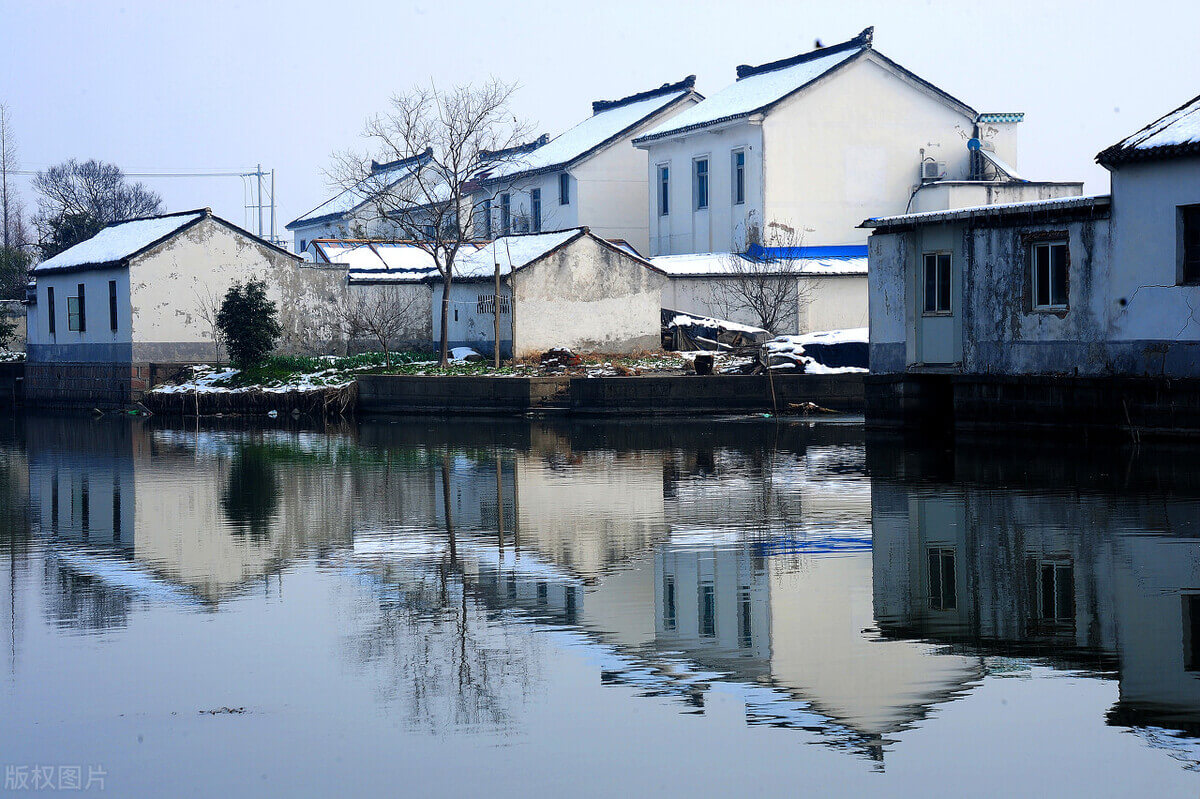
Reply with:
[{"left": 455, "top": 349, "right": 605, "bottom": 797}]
[
  {"left": 270, "top": 169, "right": 276, "bottom": 244},
  {"left": 493, "top": 256, "right": 501, "bottom": 369},
  {"left": 259, "top": 165, "right": 265, "bottom": 237}
]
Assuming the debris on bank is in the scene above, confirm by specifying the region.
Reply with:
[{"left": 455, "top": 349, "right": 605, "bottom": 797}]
[
  {"left": 662, "top": 310, "right": 770, "bottom": 351},
  {"left": 761, "top": 328, "right": 869, "bottom": 374}
]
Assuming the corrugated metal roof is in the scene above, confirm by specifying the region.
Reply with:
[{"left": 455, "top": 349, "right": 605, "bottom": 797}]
[{"left": 862, "top": 194, "right": 1111, "bottom": 230}]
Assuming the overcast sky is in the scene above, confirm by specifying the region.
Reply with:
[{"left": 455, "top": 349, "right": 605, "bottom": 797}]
[{"left": 2, "top": 0, "right": 1197, "bottom": 242}]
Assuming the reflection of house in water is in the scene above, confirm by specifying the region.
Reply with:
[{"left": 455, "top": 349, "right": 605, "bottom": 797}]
[
  {"left": 25, "top": 417, "right": 356, "bottom": 613},
  {"left": 871, "top": 446, "right": 1200, "bottom": 751}
]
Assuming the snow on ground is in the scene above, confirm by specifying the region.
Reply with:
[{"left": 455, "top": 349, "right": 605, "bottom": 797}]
[
  {"left": 151, "top": 361, "right": 363, "bottom": 395},
  {"left": 0, "top": 350, "right": 24, "bottom": 362},
  {"left": 668, "top": 312, "right": 768, "bottom": 336}
]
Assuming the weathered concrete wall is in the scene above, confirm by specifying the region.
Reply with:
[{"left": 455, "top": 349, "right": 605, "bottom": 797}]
[
  {"left": 346, "top": 281, "right": 433, "bottom": 352},
  {"left": 23, "top": 361, "right": 150, "bottom": 408},
  {"left": 801, "top": 276, "right": 869, "bottom": 334},
  {"left": 357, "top": 374, "right": 568, "bottom": 414},
  {"left": 867, "top": 231, "right": 908, "bottom": 373},
  {"left": 512, "top": 236, "right": 665, "bottom": 356},
  {"left": 431, "top": 280, "right": 513, "bottom": 357},
  {"left": 661, "top": 274, "right": 798, "bottom": 334},
  {"left": 128, "top": 217, "right": 344, "bottom": 360},
  {"left": 27, "top": 265, "right": 131, "bottom": 359},
  {"left": 910, "top": 181, "right": 1083, "bottom": 214}
]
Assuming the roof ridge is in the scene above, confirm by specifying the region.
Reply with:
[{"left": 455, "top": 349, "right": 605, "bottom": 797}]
[
  {"left": 1097, "top": 92, "right": 1200, "bottom": 166},
  {"left": 735, "top": 26, "right": 872, "bottom": 80},
  {"left": 592, "top": 76, "right": 697, "bottom": 114},
  {"left": 369, "top": 147, "right": 433, "bottom": 174},
  {"left": 103, "top": 207, "right": 209, "bottom": 229},
  {"left": 479, "top": 134, "right": 550, "bottom": 162}
]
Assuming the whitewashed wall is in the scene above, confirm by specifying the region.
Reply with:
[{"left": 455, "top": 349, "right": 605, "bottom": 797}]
[
  {"left": 27, "top": 266, "right": 132, "bottom": 361},
  {"left": 511, "top": 236, "right": 665, "bottom": 356},
  {"left": 662, "top": 273, "right": 867, "bottom": 335}
]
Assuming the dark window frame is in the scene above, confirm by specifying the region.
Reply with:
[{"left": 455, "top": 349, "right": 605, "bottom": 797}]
[
  {"left": 108, "top": 279, "right": 119, "bottom": 331},
  {"left": 46, "top": 286, "right": 56, "bottom": 336},
  {"left": 928, "top": 546, "right": 957, "bottom": 611},
  {"left": 1181, "top": 204, "right": 1200, "bottom": 286},
  {"left": 500, "top": 193, "right": 511, "bottom": 236},
  {"left": 481, "top": 198, "right": 492, "bottom": 239},
  {"left": 558, "top": 173, "right": 570, "bottom": 206}
]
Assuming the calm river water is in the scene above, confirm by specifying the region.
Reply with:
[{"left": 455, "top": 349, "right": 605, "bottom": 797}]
[{"left": 1, "top": 413, "right": 1199, "bottom": 797}]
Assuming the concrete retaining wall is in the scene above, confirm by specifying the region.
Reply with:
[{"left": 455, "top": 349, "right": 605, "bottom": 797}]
[
  {"left": 23, "top": 362, "right": 148, "bottom": 408},
  {"left": 357, "top": 375, "right": 569, "bottom": 414},
  {"left": 867, "top": 372, "right": 1200, "bottom": 439},
  {"left": 0, "top": 362, "right": 24, "bottom": 406},
  {"left": 357, "top": 373, "right": 864, "bottom": 416}
]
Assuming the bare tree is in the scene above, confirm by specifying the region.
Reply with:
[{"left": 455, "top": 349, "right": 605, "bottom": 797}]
[
  {"left": 0, "top": 103, "right": 21, "bottom": 251},
  {"left": 336, "top": 284, "right": 421, "bottom": 368},
  {"left": 709, "top": 219, "right": 812, "bottom": 335},
  {"left": 330, "top": 79, "right": 533, "bottom": 366},
  {"left": 33, "top": 159, "right": 163, "bottom": 258},
  {"left": 193, "top": 284, "right": 226, "bottom": 363}
]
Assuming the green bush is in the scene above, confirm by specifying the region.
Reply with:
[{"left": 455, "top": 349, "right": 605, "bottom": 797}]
[{"left": 216, "top": 280, "right": 281, "bottom": 368}]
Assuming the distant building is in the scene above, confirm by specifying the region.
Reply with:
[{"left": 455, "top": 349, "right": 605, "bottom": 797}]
[
  {"left": 862, "top": 93, "right": 1200, "bottom": 430},
  {"left": 334, "top": 228, "right": 665, "bottom": 357},
  {"left": 470, "top": 77, "right": 703, "bottom": 255},
  {"left": 26, "top": 209, "right": 344, "bottom": 407},
  {"left": 285, "top": 150, "right": 434, "bottom": 254},
  {"left": 652, "top": 245, "right": 867, "bottom": 334},
  {"left": 632, "top": 27, "right": 1080, "bottom": 256}
]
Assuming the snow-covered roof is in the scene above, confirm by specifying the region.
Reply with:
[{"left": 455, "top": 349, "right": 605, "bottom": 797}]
[
  {"left": 336, "top": 228, "right": 654, "bottom": 285},
  {"left": 286, "top": 150, "right": 432, "bottom": 230},
  {"left": 863, "top": 194, "right": 1111, "bottom": 231},
  {"left": 33, "top": 210, "right": 208, "bottom": 274},
  {"left": 1097, "top": 93, "right": 1200, "bottom": 166},
  {"left": 651, "top": 245, "right": 868, "bottom": 277},
  {"left": 476, "top": 78, "right": 697, "bottom": 183}
]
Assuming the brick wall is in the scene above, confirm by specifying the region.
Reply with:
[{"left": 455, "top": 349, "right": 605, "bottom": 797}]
[{"left": 23, "top": 362, "right": 151, "bottom": 408}]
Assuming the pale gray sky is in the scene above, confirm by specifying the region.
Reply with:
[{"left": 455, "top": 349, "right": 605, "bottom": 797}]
[{"left": 2, "top": 0, "right": 1197, "bottom": 239}]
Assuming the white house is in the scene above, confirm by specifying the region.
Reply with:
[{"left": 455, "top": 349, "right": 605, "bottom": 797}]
[
  {"left": 653, "top": 245, "right": 868, "bottom": 335},
  {"left": 340, "top": 228, "right": 666, "bottom": 357},
  {"left": 632, "top": 27, "right": 1079, "bottom": 257},
  {"left": 26, "top": 209, "right": 344, "bottom": 406},
  {"left": 470, "top": 77, "right": 703, "bottom": 256},
  {"left": 285, "top": 149, "right": 433, "bottom": 254},
  {"left": 864, "top": 92, "right": 1200, "bottom": 379}
]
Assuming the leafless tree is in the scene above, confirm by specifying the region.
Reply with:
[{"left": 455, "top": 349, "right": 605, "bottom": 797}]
[
  {"left": 193, "top": 284, "right": 226, "bottom": 362},
  {"left": 0, "top": 103, "right": 22, "bottom": 251},
  {"left": 33, "top": 159, "right": 163, "bottom": 257},
  {"left": 709, "top": 219, "right": 812, "bottom": 335},
  {"left": 336, "top": 284, "right": 421, "bottom": 368},
  {"left": 330, "top": 79, "right": 533, "bottom": 366}
]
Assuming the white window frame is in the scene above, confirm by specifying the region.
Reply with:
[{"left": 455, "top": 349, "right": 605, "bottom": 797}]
[
  {"left": 731, "top": 148, "right": 745, "bottom": 206},
  {"left": 693, "top": 156, "right": 709, "bottom": 211},
  {"left": 657, "top": 163, "right": 670, "bottom": 217},
  {"left": 1031, "top": 240, "right": 1069, "bottom": 311}
]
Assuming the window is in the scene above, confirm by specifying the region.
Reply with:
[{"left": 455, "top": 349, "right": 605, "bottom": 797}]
[
  {"left": 699, "top": 582, "right": 716, "bottom": 637},
  {"left": 559, "top": 173, "right": 570, "bottom": 206},
  {"left": 299, "top": 238, "right": 307, "bottom": 253},
  {"left": 481, "top": 198, "right": 492, "bottom": 239},
  {"left": 112, "top": 484, "right": 121, "bottom": 542},
  {"left": 565, "top": 586, "right": 578, "bottom": 625},
  {"left": 922, "top": 252, "right": 952, "bottom": 314},
  {"left": 67, "top": 298, "right": 82, "bottom": 332},
  {"left": 536, "top": 581, "right": 548, "bottom": 605},
  {"left": 1032, "top": 241, "right": 1069, "bottom": 310},
  {"left": 658, "top": 165, "right": 670, "bottom": 216},
  {"left": 476, "top": 294, "right": 511, "bottom": 315},
  {"left": 500, "top": 193, "right": 511, "bottom": 236},
  {"left": 1038, "top": 562, "right": 1074, "bottom": 621},
  {"left": 694, "top": 158, "right": 709, "bottom": 210},
  {"left": 928, "top": 547, "right": 957, "bottom": 610},
  {"left": 530, "top": 188, "right": 541, "bottom": 233},
  {"left": 108, "top": 280, "right": 118, "bottom": 331},
  {"left": 732, "top": 149, "right": 745, "bottom": 205},
  {"left": 46, "top": 286, "right": 55, "bottom": 335},
  {"left": 737, "top": 587, "right": 752, "bottom": 648},
  {"left": 1182, "top": 204, "right": 1200, "bottom": 285},
  {"left": 663, "top": 576, "right": 676, "bottom": 630},
  {"left": 421, "top": 224, "right": 436, "bottom": 241}
]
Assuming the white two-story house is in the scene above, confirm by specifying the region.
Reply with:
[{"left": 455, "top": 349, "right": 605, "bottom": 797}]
[
  {"left": 632, "top": 27, "right": 1045, "bottom": 256},
  {"left": 470, "top": 77, "right": 703, "bottom": 255}
]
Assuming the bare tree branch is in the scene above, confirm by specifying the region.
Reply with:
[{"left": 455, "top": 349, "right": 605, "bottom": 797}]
[
  {"left": 709, "top": 219, "right": 812, "bottom": 335},
  {"left": 328, "top": 79, "right": 533, "bottom": 366},
  {"left": 335, "top": 285, "right": 421, "bottom": 368}
]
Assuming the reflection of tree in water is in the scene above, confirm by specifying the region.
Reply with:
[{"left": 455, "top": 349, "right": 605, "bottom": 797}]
[
  {"left": 343, "top": 453, "right": 540, "bottom": 734},
  {"left": 221, "top": 444, "right": 280, "bottom": 540}
]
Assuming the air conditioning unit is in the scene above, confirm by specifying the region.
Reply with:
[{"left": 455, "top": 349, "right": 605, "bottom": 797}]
[{"left": 921, "top": 160, "right": 946, "bottom": 181}]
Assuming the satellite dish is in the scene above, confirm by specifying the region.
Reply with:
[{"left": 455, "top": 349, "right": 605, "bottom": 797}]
[{"left": 967, "top": 137, "right": 982, "bottom": 151}]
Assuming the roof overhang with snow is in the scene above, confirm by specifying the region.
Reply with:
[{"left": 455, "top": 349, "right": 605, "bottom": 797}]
[
  {"left": 1097, "top": 93, "right": 1200, "bottom": 168},
  {"left": 862, "top": 195, "right": 1112, "bottom": 233}
]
